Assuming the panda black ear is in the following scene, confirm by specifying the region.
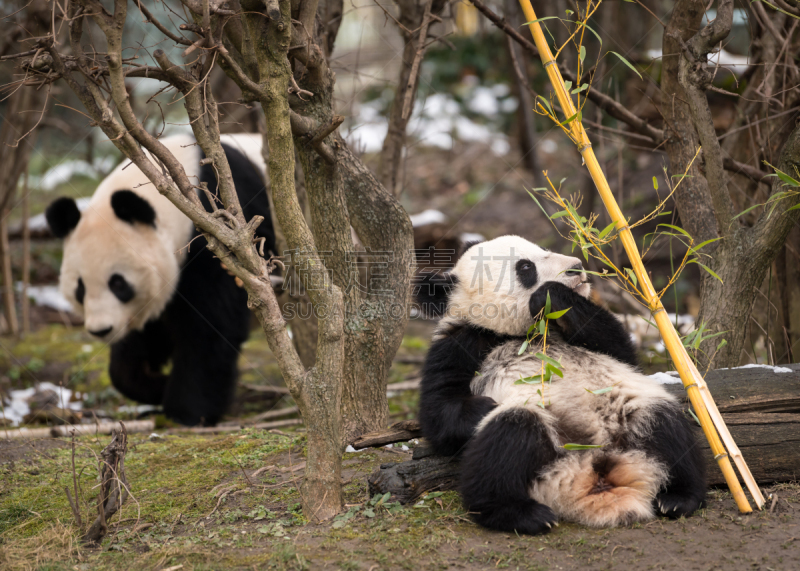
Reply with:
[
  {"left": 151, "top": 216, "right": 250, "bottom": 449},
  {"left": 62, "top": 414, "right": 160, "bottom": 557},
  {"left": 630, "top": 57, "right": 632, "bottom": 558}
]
[
  {"left": 46, "top": 197, "right": 81, "bottom": 238},
  {"left": 414, "top": 272, "right": 458, "bottom": 318},
  {"left": 111, "top": 190, "right": 156, "bottom": 227}
]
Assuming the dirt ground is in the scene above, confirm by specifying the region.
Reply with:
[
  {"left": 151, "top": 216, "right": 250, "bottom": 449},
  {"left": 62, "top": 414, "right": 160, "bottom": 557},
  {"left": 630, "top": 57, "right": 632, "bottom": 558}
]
[{"left": 1, "top": 428, "right": 798, "bottom": 571}]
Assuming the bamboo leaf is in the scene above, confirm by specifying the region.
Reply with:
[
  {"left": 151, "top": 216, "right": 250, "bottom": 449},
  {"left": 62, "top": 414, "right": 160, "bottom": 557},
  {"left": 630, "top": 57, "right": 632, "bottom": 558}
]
[
  {"left": 571, "top": 83, "right": 590, "bottom": 94},
  {"left": 598, "top": 221, "right": 616, "bottom": 239},
  {"left": 546, "top": 363, "right": 564, "bottom": 378},
  {"left": 585, "top": 386, "right": 614, "bottom": 395},
  {"left": 688, "top": 261, "right": 724, "bottom": 284},
  {"left": 563, "top": 443, "right": 604, "bottom": 450},
  {"left": 524, "top": 16, "right": 561, "bottom": 24},
  {"left": 550, "top": 210, "right": 572, "bottom": 219},
  {"left": 609, "top": 51, "right": 642, "bottom": 79},
  {"left": 564, "top": 80, "right": 573, "bottom": 92},
  {"left": 688, "top": 408, "right": 701, "bottom": 426},
  {"left": 515, "top": 375, "right": 542, "bottom": 385},
  {"left": 546, "top": 308, "right": 571, "bottom": 319},
  {"left": 732, "top": 203, "right": 764, "bottom": 220},
  {"left": 544, "top": 292, "right": 552, "bottom": 315},
  {"left": 657, "top": 223, "right": 692, "bottom": 238},
  {"left": 687, "top": 237, "right": 722, "bottom": 256},
  {"left": 624, "top": 267, "right": 638, "bottom": 287},
  {"left": 652, "top": 176, "right": 658, "bottom": 190},
  {"left": 534, "top": 352, "right": 562, "bottom": 369},
  {"left": 536, "top": 96, "right": 554, "bottom": 117},
  {"left": 518, "top": 339, "right": 529, "bottom": 355},
  {"left": 579, "top": 45, "right": 586, "bottom": 64}
]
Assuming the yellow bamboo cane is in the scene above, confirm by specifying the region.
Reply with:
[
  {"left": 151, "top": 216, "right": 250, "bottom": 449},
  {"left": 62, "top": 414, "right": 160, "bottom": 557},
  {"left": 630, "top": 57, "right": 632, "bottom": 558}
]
[{"left": 517, "top": 0, "right": 764, "bottom": 512}]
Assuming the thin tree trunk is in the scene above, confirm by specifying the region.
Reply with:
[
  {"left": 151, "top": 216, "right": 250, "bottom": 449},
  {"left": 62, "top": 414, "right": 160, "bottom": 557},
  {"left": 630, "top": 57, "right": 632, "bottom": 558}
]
[
  {"left": 21, "top": 172, "right": 31, "bottom": 336},
  {"left": 0, "top": 213, "right": 17, "bottom": 335}
]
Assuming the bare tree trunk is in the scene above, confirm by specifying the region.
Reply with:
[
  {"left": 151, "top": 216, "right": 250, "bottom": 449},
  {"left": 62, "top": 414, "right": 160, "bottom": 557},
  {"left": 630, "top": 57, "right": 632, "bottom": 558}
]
[
  {"left": 0, "top": 213, "right": 17, "bottom": 335},
  {"left": 378, "top": 0, "right": 446, "bottom": 196}
]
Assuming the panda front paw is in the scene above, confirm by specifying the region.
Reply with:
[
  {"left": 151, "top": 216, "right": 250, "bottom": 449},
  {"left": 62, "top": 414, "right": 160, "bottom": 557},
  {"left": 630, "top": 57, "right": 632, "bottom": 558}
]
[
  {"left": 529, "top": 281, "right": 577, "bottom": 319},
  {"left": 655, "top": 492, "right": 704, "bottom": 519}
]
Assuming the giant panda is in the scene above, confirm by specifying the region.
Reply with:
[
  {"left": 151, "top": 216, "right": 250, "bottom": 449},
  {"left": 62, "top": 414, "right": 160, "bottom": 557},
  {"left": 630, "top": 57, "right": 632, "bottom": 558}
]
[
  {"left": 416, "top": 235, "right": 706, "bottom": 535},
  {"left": 45, "top": 134, "right": 276, "bottom": 426}
]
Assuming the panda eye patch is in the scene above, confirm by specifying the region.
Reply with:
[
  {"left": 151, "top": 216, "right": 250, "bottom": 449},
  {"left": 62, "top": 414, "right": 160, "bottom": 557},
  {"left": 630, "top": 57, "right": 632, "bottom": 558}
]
[
  {"left": 109, "top": 274, "right": 135, "bottom": 303},
  {"left": 515, "top": 259, "right": 538, "bottom": 289},
  {"left": 75, "top": 278, "right": 85, "bottom": 305}
]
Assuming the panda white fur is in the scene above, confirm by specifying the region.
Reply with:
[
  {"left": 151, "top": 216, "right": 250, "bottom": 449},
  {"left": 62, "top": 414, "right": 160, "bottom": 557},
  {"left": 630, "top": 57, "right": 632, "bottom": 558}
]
[
  {"left": 416, "top": 235, "right": 706, "bottom": 535},
  {"left": 45, "top": 134, "right": 276, "bottom": 426}
]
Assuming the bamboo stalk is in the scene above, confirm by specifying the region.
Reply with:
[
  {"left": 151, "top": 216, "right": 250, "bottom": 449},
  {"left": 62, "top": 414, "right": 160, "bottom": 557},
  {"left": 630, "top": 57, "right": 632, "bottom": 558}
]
[{"left": 517, "top": 0, "right": 762, "bottom": 512}]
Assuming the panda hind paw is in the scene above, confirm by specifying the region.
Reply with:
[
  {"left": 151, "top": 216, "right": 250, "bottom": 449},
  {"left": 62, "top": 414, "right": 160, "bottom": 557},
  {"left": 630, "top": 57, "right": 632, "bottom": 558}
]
[
  {"left": 473, "top": 501, "right": 558, "bottom": 536},
  {"left": 655, "top": 492, "right": 704, "bottom": 519}
]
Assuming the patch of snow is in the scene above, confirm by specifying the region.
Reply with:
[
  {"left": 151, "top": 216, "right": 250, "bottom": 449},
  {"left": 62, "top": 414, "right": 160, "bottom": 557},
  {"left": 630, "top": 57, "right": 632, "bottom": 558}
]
[
  {"left": 731, "top": 364, "right": 793, "bottom": 374},
  {"left": 410, "top": 209, "right": 447, "bottom": 227},
  {"left": 648, "top": 372, "right": 682, "bottom": 385},
  {"left": 16, "top": 284, "right": 73, "bottom": 312},
  {"left": 345, "top": 445, "right": 357, "bottom": 453},
  {"left": 401, "top": 445, "right": 409, "bottom": 451},
  {"left": 344, "top": 88, "right": 511, "bottom": 156},
  {"left": 647, "top": 48, "right": 749, "bottom": 73},
  {"left": 2, "top": 382, "right": 83, "bottom": 426},
  {"left": 117, "top": 404, "right": 159, "bottom": 414},
  {"left": 460, "top": 232, "right": 485, "bottom": 244}
]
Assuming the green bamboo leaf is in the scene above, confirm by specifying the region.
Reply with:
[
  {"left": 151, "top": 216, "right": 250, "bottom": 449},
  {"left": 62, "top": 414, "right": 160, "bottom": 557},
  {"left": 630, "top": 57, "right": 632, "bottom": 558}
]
[
  {"left": 609, "top": 51, "right": 642, "bottom": 79},
  {"left": 652, "top": 176, "right": 658, "bottom": 190},
  {"left": 624, "top": 267, "right": 638, "bottom": 288},
  {"left": 688, "top": 408, "right": 701, "bottom": 426},
  {"left": 579, "top": 45, "right": 586, "bottom": 64},
  {"left": 716, "top": 339, "right": 728, "bottom": 351},
  {"left": 546, "top": 308, "right": 570, "bottom": 319},
  {"left": 776, "top": 169, "right": 800, "bottom": 187},
  {"left": 577, "top": 22, "right": 603, "bottom": 45},
  {"left": 585, "top": 386, "right": 614, "bottom": 395},
  {"left": 560, "top": 111, "right": 580, "bottom": 126},
  {"left": 571, "top": 83, "right": 590, "bottom": 94},
  {"left": 598, "top": 221, "right": 617, "bottom": 239},
  {"left": 515, "top": 375, "right": 542, "bottom": 385},
  {"left": 785, "top": 203, "right": 800, "bottom": 212},
  {"left": 550, "top": 210, "right": 571, "bottom": 219},
  {"left": 732, "top": 203, "right": 764, "bottom": 220},
  {"left": 546, "top": 363, "right": 564, "bottom": 378},
  {"left": 564, "top": 80, "right": 573, "bottom": 92},
  {"left": 687, "top": 237, "right": 722, "bottom": 256},
  {"left": 544, "top": 292, "right": 552, "bottom": 315},
  {"left": 524, "top": 16, "right": 561, "bottom": 24},
  {"left": 688, "top": 261, "right": 724, "bottom": 284},
  {"left": 657, "top": 223, "right": 692, "bottom": 238},
  {"left": 563, "top": 443, "right": 604, "bottom": 450},
  {"left": 536, "top": 96, "right": 554, "bottom": 117},
  {"left": 534, "top": 352, "right": 561, "bottom": 369},
  {"left": 518, "top": 339, "right": 529, "bottom": 355}
]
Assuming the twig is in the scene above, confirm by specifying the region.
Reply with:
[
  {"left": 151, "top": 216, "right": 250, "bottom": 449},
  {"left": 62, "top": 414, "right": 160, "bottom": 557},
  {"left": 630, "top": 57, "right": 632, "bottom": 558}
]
[
  {"left": 70, "top": 431, "right": 83, "bottom": 527},
  {"left": 401, "top": 0, "right": 434, "bottom": 120},
  {"left": 229, "top": 451, "right": 255, "bottom": 487}
]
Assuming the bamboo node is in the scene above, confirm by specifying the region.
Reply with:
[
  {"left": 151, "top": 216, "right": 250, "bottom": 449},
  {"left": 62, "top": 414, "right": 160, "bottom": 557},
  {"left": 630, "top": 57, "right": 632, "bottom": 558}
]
[
  {"left": 684, "top": 383, "right": 698, "bottom": 390},
  {"left": 578, "top": 142, "right": 592, "bottom": 153},
  {"left": 714, "top": 453, "right": 729, "bottom": 461},
  {"left": 543, "top": 59, "right": 558, "bottom": 68}
]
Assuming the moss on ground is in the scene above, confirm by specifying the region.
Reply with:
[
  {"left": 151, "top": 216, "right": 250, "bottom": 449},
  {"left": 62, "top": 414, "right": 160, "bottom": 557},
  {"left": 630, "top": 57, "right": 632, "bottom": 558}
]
[{"left": 3, "top": 428, "right": 800, "bottom": 571}]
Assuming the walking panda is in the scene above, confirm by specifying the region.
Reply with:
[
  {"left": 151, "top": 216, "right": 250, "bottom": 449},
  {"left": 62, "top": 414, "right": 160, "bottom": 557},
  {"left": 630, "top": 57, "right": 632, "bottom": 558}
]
[
  {"left": 45, "top": 134, "right": 276, "bottom": 426},
  {"left": 416, "top": 235, "right": 706, "bottom": 534}
]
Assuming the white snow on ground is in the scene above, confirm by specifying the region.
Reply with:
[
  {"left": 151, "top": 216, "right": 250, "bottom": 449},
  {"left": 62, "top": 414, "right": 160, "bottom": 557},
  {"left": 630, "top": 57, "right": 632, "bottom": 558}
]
[
  {"left": 30, "top": 157, "right": 116, "bottom": 192},
  {"left": 731, "top": 364, "right": 793, "bottom": 374},
  {"left": 16, "top": 284, "right": 73, "bottom": 313},
  {"left": 409, "top": 209, "right": 447, "bottom": 227},
  {"left": 648, "top": 372, "right": 682, "bottom": 385},
  {"left": 345, "top": 88, "right": 514, "bottom": 156},
  {"left": 2, "top": 382, "right": 83, "bottom": 426}
]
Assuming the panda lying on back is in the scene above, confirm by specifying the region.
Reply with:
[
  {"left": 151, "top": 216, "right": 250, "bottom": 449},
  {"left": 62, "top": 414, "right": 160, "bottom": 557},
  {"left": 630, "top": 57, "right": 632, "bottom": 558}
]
[
  {"left": 417, "top": 236, "right": 706, "bottom": 534},
  {"left": 46, "top": 134, "right": 276, "bottom": 426}
]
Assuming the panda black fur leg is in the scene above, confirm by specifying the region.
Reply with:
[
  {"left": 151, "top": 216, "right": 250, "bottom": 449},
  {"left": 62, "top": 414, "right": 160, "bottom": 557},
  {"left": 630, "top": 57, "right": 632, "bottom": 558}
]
[
  {"left": 625, "top": 403, "right": 707, "bottom": 518},
  {"left": 109, "top": 319, "right": 173, "bottom": 405},
  {"left": 418, "top": 323, "right": 516, "bottom": 456},
  {"left": 529, "top": 281, "right": 639, "bottom": 368},
  {"left": 156, "top": 143, "right": 269, "bottom": 425},
  {"left": 460, "top": 406, "right": 560, "bottom": 535}
]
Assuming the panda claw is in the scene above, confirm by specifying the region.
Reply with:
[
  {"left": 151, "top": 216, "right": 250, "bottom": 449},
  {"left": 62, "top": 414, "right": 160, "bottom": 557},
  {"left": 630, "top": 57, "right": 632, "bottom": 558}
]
[{"left": 545, "top": 522, "right": 551, "bottom": 529}]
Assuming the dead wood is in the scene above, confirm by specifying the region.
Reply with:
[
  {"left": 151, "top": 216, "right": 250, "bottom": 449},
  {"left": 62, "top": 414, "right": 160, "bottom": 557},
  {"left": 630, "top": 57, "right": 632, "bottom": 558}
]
[
  {"left": 83, "top": 424, "right": 129, "bottom": 543},
  {"left": 351, "top": 420, "right": 423, "bottom": 449}
]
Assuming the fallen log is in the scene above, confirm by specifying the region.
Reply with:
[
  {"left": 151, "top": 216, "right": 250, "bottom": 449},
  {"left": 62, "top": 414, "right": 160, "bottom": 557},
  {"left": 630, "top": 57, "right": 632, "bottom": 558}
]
[
  {"left": 368, "top": 365, "right": 800, "bottom": 503},
  {"left": 351, "top": 420, "right": 423, "bottom": 449},
  {"left": 1, "top": 420, "right": 155, "bottom": 440}
]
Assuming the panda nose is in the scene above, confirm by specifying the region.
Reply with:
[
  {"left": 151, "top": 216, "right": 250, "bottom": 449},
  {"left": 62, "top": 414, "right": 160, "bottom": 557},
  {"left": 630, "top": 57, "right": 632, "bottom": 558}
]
[
  {"left": 565, "top": 263, "right": 583, "bottom": 277},
  {"left": 88, "top": 326, "right": 113, "bottom": 338}
]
